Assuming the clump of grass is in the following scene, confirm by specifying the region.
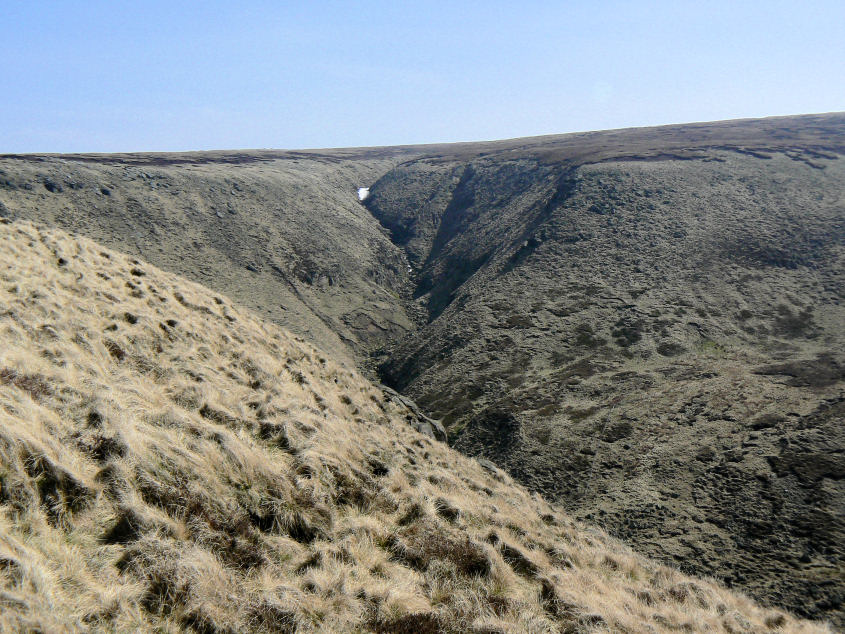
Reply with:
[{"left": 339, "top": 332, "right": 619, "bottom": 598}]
[{"left": 695, "top": 338, "right": 729, "bottom": 357}]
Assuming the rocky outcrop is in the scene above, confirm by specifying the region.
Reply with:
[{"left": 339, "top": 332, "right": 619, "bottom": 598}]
[{"left": 380, "top": 385, "right": 447, "bottom": 442}]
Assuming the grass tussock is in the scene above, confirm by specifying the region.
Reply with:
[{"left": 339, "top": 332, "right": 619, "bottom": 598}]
[{"left": 0, "top": 219, "right": 830, "bottom": 633}]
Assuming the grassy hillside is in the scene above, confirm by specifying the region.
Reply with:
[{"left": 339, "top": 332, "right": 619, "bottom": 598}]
[
  {"left": 0, "top": 219, "right": 827, "bottom": 632},
  {"left": 1, "top": 113, "right": 843, "bottom": 625}
]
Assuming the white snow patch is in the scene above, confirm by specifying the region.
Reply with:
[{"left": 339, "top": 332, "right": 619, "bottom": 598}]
[{"left": 357, "top": 187, "right": 370, "bottom": 201}]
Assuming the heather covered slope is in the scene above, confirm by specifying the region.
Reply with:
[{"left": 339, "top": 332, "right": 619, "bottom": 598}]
[
  {"left": 1, "top": 219, "right": 826, "bottom": 632},
  {"left": 2, "top": 114, "right": 843, "bottom": 369},
  {"left": 0, "top": 150, "right": 417, "bottom": 368},
  {"left": 368, "top": 122, "right": 845, "bottom": 623}
]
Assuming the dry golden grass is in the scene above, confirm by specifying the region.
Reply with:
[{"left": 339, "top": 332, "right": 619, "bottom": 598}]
[{"left": 0, "top": 219, "right": 830, "bottom": 633}]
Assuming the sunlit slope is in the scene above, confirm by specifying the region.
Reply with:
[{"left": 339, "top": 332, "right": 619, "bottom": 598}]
[{"left": 0, "top": 219, "right": 826, "bottom": 632}]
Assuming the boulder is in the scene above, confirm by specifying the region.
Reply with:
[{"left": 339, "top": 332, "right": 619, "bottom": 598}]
[{"left": 381, "top": 385, "right": 447, "bottom": 442}]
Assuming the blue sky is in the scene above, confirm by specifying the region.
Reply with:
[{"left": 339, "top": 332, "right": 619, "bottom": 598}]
[{"left": 2, "top": 1, "right": 843, "bottom": 152}]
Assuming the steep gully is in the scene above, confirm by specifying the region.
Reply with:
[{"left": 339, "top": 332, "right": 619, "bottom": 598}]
[{"left": 351, "top": 146, "right": 845, "bottom": 625}]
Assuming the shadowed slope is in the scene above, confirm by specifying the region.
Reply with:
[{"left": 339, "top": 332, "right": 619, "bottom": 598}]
[
  {"left": 0, "top": 219, "right": 827, "bottom": 632},
  {"left": 369, "top": 121, "right": 845, "bottom": 624}
]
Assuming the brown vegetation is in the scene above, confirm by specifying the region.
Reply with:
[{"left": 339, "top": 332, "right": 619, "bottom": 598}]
[{"left": 0, "top": 219, "right": 829, "bottom": 632}]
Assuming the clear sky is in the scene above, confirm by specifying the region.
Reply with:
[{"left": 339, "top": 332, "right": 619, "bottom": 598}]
[{"left": 2, "top": 1, "right": 843, "bottom": 153}]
